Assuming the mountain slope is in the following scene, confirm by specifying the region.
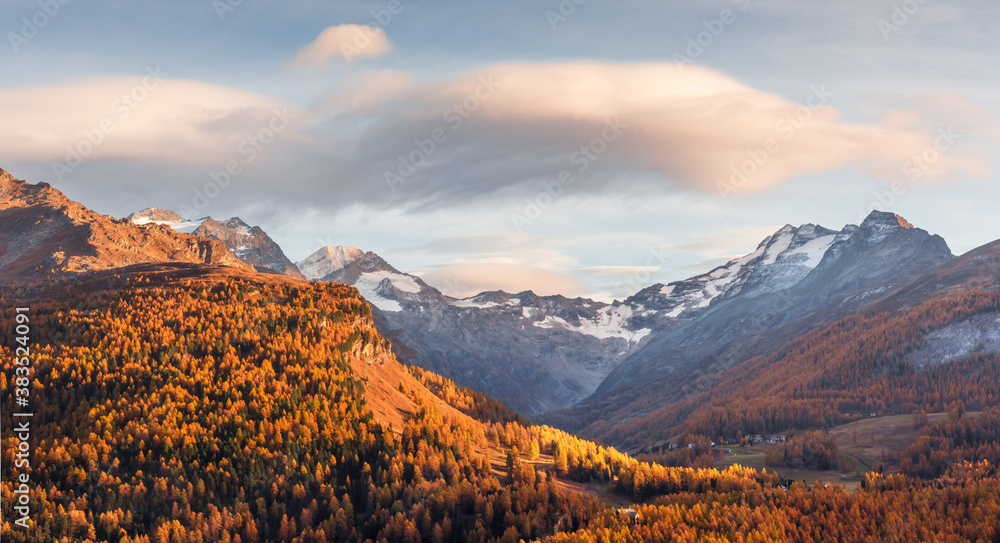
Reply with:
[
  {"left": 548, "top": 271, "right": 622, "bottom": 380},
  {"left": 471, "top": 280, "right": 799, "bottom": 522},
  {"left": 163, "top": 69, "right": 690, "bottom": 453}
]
[
  {"left": 600, "top": 287, "right": 1000, "bottom": 449},
  {"left": 0, "top": 266, "right": 601, "bottom": 541},
  {"left": 298, "top": 246, "right": 654, "bottom": 415},
  {"left": 638, "top": 223, "right": 841, "bottom": 318},
  {"left": 544, "top": 212, "right": 957, "bottom": 439},
  {"left": 0, "top": 168, "right": 249, "bottom": 281},
  {"left": 5, "top": 264, "right": 1000, "bottom": 543}
]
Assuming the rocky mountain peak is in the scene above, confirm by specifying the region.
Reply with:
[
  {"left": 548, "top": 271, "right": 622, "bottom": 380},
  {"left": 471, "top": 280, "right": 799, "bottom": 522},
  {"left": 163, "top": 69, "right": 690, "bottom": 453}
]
[
  {"left": 0, "top": 167, "right": 16, "bottom": 188},
  {"left": 855, "top": 211, "right": 917, "bottom": 245},
  {"left": 220, "top": 217, "right": 254, "bottom": 233},
  {"left": 191, "top": 217, "right": 304, "bottom": 279}
]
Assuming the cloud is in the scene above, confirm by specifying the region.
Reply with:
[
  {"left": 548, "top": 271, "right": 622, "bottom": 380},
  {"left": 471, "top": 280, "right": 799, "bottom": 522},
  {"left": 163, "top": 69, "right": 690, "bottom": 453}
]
[
  {"left": 292, "top": 24, "right": 392, "bottom": 67},
  {"left": 418, "top": 263, "right": 587, "bottom": 299},
  {"left": 402, "top": 232, "right": 534, "bottom": 255},
  {"left": 293, "top": 62, "right": 991, "bottom": 211},
  {"left": 0, "top": 77, "right": 297, "bottom": 166},
  {"left": 3, "top": 62, "right": 991, "bottom": 221}
]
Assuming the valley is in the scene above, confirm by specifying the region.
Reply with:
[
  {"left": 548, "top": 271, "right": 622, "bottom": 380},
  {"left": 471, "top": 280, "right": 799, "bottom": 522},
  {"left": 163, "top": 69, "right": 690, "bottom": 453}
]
[{"left": 4, "top": 3, "right": 997, "bottom": 540}]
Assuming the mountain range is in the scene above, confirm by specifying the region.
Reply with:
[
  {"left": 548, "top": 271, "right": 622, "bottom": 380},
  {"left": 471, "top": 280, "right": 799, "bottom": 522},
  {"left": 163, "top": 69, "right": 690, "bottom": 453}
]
[{"left": 3, "top": 165, "right": 999, "bottom": 451}]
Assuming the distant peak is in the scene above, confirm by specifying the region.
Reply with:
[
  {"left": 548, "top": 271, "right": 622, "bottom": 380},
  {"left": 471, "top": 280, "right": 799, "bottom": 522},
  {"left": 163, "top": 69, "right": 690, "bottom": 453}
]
[
  {"left": 321, "top": 245, "right": 362, "bottom": 257},
  {"left": 862, "top": 210, "right": 914, "bottom": 230},
  {"left": 852, "top": 211, "right": 923, "bottom": 246},
  {"left": 0, "top": 168, "right": 17, "bottom": 195},
  {"left": 222, "top": 217, "right": 251, "bottom": 230},
  {"left": 297, "top": 246, "right": 366, "bottom": 281}
]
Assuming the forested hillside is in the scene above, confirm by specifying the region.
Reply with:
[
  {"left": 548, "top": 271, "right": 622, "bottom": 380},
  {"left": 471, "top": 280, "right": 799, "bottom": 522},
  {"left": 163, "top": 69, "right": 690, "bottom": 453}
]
[
  {"left": 3, "top": 267, "right": 1000, "bottom": 542},
  {"left": 0, "top": 266, "right": 609, "bottom": 541},
  {"left": 554, "top": 288, "right": 1000, "bottom": 449}
]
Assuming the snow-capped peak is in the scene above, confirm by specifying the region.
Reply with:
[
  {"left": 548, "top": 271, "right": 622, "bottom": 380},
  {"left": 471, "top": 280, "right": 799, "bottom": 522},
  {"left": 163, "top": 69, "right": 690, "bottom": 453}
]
[
  {"left": 296, "top": 246, "right": 364, "bottom": 281},
  {"left": 127, "top": 208, "right": 207, "bottom": 234},
  {"left": 628, "top": 223, "right": 841, "bottom": 319}
]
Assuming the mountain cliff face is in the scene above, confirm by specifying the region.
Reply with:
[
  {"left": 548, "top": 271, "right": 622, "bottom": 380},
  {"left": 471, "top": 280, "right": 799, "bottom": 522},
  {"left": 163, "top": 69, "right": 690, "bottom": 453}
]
[
  {"left": 0, "top": 169, "right": 249, "bottom": 281},
  {"left": 128, "top": 208, "right": 304, "bottom": 279}
]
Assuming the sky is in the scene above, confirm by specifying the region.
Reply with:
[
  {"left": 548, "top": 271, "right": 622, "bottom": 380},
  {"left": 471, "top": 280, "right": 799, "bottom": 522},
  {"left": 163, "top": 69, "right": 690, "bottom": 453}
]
[{"left": 1, "top": 0, "right": 998, "bottom": 301}]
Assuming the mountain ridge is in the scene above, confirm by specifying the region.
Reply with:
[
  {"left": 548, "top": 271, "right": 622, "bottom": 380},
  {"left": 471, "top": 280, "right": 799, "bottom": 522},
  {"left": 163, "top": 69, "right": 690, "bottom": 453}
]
[{"left": 0, "top": 168, "right": 250, "bottom": 281}]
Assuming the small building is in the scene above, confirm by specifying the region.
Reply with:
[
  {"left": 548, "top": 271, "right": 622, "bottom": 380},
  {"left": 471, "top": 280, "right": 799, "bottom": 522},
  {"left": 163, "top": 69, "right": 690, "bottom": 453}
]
[{"left": 616, "top": 508, "right": 642, "bottom": 523}]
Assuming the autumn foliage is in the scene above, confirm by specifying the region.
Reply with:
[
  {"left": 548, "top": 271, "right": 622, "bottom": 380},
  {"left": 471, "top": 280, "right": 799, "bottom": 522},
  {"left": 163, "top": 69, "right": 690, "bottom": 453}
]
[
  {"left": 594, "top": 288, "right": 1000, "bottom": 448},
  {"left": 2, "top": 273, "right": 1000, "bottom": 542}
]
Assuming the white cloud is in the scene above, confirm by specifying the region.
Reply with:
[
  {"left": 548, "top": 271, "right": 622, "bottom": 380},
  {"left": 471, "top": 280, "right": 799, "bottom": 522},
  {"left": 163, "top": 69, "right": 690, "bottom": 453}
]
[
  {"left": 314, "top": 62, "right": 990, "bottom": 205},
  {"left": 0, "top": 77, "right": 297, "bottom": 166},
  {"left": 292, "top": 24, "right": 392, "bottom": 67}
]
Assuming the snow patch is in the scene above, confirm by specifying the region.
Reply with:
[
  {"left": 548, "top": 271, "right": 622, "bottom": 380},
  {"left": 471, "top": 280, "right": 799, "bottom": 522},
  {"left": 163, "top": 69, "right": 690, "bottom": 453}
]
[
  {"left": 131, "top": 217, "right": 206, "bottom": 234},
  {"left": 533, "top": 305, "right": 652, "bottom": 342},
  {"left": 760, "top": 232, "right": 793, "bottom": 265},
  {"left": 452, "top": 299, "right": 499, "bottom": 309},
  {"left": 909, "top": 312, "right": 1000, "bottom": 368},
  {"left": 353, "top": 271, "right": 422, "bottom": 312},
  {"left": 785, "top": 234, "right": 836, "bottom": 269}
]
